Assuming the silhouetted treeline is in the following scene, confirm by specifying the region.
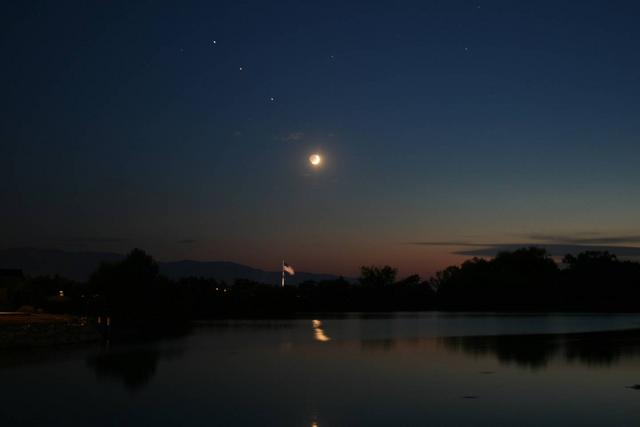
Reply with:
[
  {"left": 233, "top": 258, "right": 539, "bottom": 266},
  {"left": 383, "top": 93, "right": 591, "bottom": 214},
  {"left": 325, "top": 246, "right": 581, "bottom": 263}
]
[
  {"left": 433, "top": 247, "right": 640, "bottom": 311},
  {"left": 177, "top": 266, "right": 435, "bottom": 316},
  {"left": 0, "top": 273, "right": 81, "bottom": 313},
  {"left": 0, "top": 250, "right": 435, "bottom": 318},
  {"left": 3, "top": 247, "right": 640, "bottom": 318}
]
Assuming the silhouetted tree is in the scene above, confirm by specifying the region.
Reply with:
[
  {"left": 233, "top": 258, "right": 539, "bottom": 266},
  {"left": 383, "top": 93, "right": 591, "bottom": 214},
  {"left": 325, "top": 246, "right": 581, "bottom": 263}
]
[
  {"left": 395, "top": 274, "right": 421, "bottom": 287},
  {"left": 359, "top": 265, "right": 397, "bottom": 287},
  {"left": 563, "top": 251, "right": 617, "bottom": 267},
  {"left": 89, "top": 249, "right": 180, "bottom": 319},
  {"left": 560, "top": 251, "right": 640, "bottom": 310},
  {"left": 434, "top": 247, "right": 559, "bottom": 309},
  {"left": 430, "top": 266, "right": 460, "bottom": 292}
]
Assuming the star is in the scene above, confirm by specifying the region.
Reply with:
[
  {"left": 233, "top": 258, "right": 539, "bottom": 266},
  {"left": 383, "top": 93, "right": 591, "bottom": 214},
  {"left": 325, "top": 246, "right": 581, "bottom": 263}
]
[
  {"left": 212, "top": 40, "right": 217, "bottom": 45},
  {"left": 269, "top": 97, "right": 275, "bottom": 102},
  {"left": 239, "top": 66, "right": 243, "bottom": 71}
]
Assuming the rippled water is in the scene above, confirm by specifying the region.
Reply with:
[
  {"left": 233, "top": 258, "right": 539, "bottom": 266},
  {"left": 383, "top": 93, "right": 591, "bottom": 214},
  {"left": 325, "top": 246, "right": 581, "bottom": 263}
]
[{"left": 2, "top": 313, "right": 640, "bottom": 426}]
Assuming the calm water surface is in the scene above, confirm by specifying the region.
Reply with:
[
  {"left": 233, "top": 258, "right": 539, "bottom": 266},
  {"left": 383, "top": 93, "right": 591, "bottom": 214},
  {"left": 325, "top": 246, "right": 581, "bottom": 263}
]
[{"left": 2, "top": 313, "right": 640, "bottom": 426}]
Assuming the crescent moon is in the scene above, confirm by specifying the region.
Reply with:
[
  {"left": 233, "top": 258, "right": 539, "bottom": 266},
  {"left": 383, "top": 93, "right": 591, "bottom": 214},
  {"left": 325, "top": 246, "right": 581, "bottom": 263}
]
[{"left": 309, "top": 154, "right": 322, "bottom": 166}]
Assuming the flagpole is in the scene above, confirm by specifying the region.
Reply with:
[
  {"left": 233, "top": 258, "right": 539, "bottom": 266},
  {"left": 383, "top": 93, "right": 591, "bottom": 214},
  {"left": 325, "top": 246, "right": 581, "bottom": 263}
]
[{"left": 281, "top": 259, "right": 285, "bottom": 288}]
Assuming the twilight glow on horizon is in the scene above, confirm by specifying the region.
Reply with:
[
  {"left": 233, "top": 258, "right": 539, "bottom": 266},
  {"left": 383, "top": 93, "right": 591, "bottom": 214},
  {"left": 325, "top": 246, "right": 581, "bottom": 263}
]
[{"left": 2, "top": 1, "right": 640, "bottom": 278}]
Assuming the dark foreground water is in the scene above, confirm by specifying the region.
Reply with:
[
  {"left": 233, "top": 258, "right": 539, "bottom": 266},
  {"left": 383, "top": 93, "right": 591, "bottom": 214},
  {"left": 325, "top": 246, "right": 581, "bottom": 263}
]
[{"left": 2, "top": 313, "right": 640, "bottom": 426}]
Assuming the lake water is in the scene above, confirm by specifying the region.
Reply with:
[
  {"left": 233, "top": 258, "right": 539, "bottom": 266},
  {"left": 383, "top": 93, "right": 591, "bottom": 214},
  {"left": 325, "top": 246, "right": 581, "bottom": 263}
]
[{"left": 2, "top": 313, "right": 640, "bottom": 426}]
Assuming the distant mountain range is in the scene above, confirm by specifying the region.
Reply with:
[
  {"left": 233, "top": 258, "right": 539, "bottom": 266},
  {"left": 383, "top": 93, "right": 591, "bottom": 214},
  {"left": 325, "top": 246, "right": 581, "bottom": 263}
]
[{"left": 0, "top": 248, "right": 342, "bottom": 285}]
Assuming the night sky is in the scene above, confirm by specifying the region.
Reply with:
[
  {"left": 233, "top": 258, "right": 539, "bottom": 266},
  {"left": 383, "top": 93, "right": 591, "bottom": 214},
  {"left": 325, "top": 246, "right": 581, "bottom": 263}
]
[{"left": 2, "top": 1, "right": 640, "bottom": 277}]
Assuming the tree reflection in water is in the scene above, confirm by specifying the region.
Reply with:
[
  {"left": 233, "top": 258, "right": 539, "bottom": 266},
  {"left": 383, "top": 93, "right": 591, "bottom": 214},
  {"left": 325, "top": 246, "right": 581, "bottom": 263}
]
[
  {"left": 86, "top": 343, "right": 185, "bottom": 391},
  {"left": 86, "top": 347, "right": 161, "bottom": 390},
  {"left": 355, "top": 328, "right": 640, "bottom": 369},
  {"left": 440, "top": 328, "right": 640, "bottom": 369}
]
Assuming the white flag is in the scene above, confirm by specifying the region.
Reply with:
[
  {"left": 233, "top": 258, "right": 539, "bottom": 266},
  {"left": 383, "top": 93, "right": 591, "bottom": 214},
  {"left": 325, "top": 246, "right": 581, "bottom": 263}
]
[{"left": 283, "top": 262, "right": 295, "bottom": 275}]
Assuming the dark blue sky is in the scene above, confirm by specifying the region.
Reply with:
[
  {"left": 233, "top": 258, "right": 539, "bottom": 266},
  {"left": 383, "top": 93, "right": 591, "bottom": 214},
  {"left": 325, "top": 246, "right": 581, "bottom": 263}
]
[{"left": 2, "top": 1, "right": 640, "bottom": 276}]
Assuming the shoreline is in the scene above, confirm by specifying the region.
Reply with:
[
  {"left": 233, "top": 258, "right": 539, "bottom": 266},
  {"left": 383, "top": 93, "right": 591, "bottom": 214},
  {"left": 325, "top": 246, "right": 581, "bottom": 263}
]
[
  {"left": 0, "top": 313, "right": 101, "bottom": 349},
  {"left": 3, "top": 310, "right": 640, "bottom": 350}
]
